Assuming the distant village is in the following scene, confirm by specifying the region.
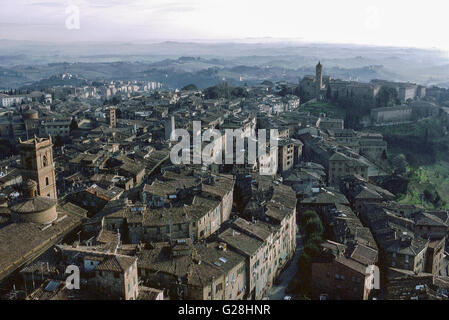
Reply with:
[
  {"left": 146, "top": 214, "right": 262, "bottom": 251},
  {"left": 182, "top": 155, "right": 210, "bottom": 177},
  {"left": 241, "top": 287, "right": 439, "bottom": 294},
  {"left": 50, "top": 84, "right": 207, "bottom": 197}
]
[{"left": 0, "top": 62, "right": 448, "bottom": 300}]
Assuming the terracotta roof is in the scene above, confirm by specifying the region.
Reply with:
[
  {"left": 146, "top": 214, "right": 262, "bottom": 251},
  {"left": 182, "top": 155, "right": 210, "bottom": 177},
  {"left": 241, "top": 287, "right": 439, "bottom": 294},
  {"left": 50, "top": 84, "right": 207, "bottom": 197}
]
[
  {"left": 10, "top": 196, "right": 57, "bottom": 214},
  {"left": 95, "top": 254, "right": 136, "bottom": 273}
]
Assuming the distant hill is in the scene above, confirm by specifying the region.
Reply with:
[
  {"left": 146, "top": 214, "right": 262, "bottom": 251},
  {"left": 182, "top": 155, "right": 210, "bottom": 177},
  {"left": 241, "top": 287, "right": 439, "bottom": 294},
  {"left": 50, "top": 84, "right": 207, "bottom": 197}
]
[{"left": 0, "top": 40, "right": 448, "bottom": 89}]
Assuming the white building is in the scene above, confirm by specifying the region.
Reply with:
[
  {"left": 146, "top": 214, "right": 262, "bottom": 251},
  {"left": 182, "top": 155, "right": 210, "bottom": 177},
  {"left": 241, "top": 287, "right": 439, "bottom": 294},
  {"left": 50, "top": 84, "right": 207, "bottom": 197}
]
[{"left": 0, "top": 94, "right": 25, "bottom": 107}]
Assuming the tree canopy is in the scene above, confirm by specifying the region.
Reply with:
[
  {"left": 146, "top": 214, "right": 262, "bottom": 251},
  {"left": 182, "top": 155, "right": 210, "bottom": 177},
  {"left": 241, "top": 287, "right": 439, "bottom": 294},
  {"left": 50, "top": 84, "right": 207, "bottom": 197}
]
[{"left": 181, "top": 84, "right": 198, "bottom": 91}]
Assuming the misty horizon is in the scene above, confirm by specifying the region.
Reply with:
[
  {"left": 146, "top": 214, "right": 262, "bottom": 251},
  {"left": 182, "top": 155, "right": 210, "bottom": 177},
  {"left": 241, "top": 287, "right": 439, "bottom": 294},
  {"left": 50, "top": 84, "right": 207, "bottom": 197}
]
[{"left": 2, "top": 0, "right": 449, "bottom": 51}]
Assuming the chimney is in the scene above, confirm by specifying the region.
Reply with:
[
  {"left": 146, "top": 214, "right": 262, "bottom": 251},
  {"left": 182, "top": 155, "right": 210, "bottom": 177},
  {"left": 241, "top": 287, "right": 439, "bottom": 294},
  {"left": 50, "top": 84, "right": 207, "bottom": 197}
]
[{"left": 219, "top": 242, "right": 227, "bottom": 251}]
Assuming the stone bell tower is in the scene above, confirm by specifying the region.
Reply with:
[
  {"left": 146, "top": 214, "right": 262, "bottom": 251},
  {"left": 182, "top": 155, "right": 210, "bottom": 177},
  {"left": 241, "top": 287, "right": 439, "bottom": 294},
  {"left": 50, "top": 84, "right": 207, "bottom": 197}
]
[
  {"left": 18, "top": 135, "right": 57, "bottom": 199},
  {"left": 316, "top": 61, "right": 323, "bottom": 99}
]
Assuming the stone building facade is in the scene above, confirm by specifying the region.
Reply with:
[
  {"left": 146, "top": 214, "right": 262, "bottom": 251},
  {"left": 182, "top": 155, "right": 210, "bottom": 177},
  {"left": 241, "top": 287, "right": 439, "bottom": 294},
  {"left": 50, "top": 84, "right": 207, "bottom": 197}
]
[
  {"left": 101, "top": 170, "right": 234, "bottom": 243},
  {"left": 328, "top": 151, "right": 369, "bottom": 185},
  {"left": 311, "top": 241, "right": 377, "bottom": 300},
  {"left": 370, "top": 106, "right": 413, "bottom": 124}
]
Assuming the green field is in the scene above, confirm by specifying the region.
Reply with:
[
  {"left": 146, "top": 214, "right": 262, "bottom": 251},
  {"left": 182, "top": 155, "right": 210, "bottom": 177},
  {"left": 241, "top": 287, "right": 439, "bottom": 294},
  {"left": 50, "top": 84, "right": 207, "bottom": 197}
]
[
  {"left": 397, "top": 161, "right": 449, "bottom": 210},
  {"left": 368, "top": 118, "right": 449, "bottom": 210}
]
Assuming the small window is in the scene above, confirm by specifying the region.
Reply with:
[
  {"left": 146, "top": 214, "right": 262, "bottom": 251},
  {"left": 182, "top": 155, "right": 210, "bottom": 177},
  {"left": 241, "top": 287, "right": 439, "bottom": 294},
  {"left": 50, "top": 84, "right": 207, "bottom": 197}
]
[{"left": 46, "top": 177, "right": 49, "bottom": 186}]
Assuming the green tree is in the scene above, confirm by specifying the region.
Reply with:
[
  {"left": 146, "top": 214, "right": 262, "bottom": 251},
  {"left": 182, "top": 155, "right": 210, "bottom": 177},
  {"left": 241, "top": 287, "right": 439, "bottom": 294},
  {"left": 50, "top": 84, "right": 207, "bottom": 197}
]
[
  {"left": 54, "top": 135, "right": 64, "bottom": 147},
  {"left": 307, "top": 232, "right": 323, "bottom": 246},
  {"left": 377, "top": 87, "right": 399, "bottom": 108},
  {"left": 69, "top": 118, "right": 78, "bottom": 132},
  {"left": 304, "top": 216, "right": 324, "bottom": 239},
  {"left": 392, "top": 154, "right": 408, "bottom": 174},
  {"left": 182, "top": 84, "right": 198, "bottom": 91},
  {"left": 303, "top": 242, "right": 320, "bottom": 257},
  {"left": 299, "top": 210, "right": 318, "bottom": 226},
  {"left": 111, "top": 96, "right": 120, "bottom": 105}
]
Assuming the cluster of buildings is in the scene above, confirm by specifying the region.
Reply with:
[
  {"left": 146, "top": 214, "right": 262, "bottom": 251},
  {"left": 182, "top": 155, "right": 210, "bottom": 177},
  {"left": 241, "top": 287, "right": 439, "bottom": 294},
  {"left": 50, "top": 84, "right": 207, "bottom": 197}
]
[
  {"left": 0, "top": 63, "right": 447, "bottom": 301},
  {"left": 300, "top": 62, "right": 426, "bottom": 105},
  {"left": 297, "top": 168, "right": 449, "bottom": 299},
  {"left": 0, "top": 78, "right": 303, "bottom": 300},
  {"left": 73, "top": 80, "right": 163, "bottom": 100},
  {"left": 299, "top": 62, "right": 449, "bottom": 128},
  {"left": 0, "top": 91, "right": 52, "bottom": 108}
]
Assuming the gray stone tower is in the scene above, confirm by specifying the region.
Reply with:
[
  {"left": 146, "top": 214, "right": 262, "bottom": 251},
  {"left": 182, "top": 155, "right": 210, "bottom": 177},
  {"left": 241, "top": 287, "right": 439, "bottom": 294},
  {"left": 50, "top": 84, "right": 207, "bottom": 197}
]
[
  {"left": 107, "top": 107, "right": 117, "bottom": 128},
  {"left": 316, "top": 61, "right": 323, "bottom": 99}
]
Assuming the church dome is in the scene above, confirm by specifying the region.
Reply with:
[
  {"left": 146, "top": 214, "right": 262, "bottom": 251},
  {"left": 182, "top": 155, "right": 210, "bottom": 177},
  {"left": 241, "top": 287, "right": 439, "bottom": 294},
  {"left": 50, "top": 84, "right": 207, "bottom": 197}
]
[
  {"left": 10, "top": 180, "right": 58, "bottom": 224},
  {"left": 11, "top": 196, "right": 57, "bottom": 214}
]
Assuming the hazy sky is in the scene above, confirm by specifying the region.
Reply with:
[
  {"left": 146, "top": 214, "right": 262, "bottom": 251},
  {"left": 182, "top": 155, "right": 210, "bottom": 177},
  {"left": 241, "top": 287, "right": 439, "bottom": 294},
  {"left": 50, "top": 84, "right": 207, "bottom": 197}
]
[{"left": 1, "top": 0, "right": 449, "bottom": 50}]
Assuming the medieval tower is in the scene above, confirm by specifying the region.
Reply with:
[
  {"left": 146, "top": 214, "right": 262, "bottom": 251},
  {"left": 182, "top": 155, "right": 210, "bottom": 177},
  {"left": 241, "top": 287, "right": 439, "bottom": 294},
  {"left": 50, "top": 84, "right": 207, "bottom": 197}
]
[
  {"left": 316, "top": 61, "right": 323, "bottom": 99},
  {"left": 18, "top": 136, "right": 57, "bottom": 199},
  {"left": 107, "top": 107, "right": 117, "bottom": 128}
]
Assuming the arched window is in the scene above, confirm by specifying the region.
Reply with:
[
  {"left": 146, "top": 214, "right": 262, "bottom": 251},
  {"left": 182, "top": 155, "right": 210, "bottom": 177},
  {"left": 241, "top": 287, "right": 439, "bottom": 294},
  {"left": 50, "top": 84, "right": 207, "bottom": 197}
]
[
  {"left": 42, "top": 155, "right": 48, "bottom": 167},
  {"left": 46, "top": 177, "right": 49, "bottom": 186}
]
